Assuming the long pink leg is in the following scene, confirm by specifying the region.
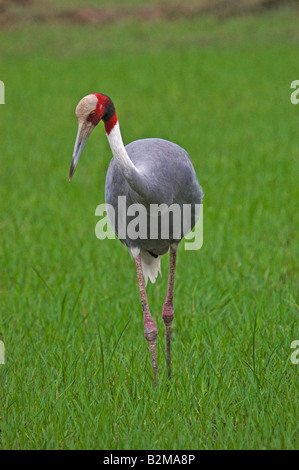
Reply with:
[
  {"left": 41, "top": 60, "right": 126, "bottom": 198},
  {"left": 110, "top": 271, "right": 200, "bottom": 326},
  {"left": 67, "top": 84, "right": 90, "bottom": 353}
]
[
  {"left": 162, "top": 246, "right": 177, "bottom": 379},
  {"left": 134, "top": 254, "right": 158, "bottom": 387}
]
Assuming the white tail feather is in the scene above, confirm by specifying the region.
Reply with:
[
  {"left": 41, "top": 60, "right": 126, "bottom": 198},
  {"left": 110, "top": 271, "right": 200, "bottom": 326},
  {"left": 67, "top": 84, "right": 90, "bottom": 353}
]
[{"left": 140, "top": 251, "right": 161, "bottom": 285}]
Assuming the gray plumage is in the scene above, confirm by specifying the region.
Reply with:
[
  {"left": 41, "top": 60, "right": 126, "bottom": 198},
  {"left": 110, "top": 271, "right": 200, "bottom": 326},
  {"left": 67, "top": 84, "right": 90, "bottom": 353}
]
[{"left": 105, "top": 138, "right": 203, "bottom": 265}]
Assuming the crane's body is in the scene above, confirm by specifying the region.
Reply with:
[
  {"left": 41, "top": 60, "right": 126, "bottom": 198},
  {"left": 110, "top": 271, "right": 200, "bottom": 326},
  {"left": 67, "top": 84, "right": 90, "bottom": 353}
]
[
  {"left": 106, "top": 133, "right": 202, "bottom": 282},
  {"left": 69, "top": 93, "right": 203, "bottom": 385}
]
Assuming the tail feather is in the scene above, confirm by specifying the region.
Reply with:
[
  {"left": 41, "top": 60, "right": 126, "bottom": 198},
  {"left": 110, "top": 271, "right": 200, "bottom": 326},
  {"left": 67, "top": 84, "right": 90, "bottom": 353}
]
[{"left": 140, "top": 251, "right": 161, "bottom": 285}]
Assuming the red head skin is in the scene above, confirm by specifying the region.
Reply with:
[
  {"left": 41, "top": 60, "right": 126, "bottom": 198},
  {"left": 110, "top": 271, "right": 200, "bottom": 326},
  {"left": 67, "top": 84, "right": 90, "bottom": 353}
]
[{"left": 87, "top": 93, "right": 118, "bottom": 135}]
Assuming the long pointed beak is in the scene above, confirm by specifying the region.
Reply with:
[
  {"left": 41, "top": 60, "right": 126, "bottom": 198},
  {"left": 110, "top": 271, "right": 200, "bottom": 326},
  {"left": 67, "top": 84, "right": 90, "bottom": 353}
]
[{"left": 69, "top": 122, "right": 94, "bottom": 182}]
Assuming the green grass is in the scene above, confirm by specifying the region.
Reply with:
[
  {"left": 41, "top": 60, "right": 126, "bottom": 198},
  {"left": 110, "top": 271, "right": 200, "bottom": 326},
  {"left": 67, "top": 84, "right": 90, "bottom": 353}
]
[{"left": 0, "top": 4, "right": 298, "bottom": 449}]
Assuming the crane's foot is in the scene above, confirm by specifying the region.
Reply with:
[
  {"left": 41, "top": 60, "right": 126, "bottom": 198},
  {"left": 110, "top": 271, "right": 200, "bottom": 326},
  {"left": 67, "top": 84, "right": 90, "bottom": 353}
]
[
  {"left": 162, "top": 246, "right": 177, "bottom": 380},
  {"left": 135, "top": 254, "right": 159, "bottom": 387}
]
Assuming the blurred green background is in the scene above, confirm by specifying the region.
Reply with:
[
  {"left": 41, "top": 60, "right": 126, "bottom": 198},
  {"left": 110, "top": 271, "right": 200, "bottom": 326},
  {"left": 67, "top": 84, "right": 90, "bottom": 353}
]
[{"left": 0, "top": 0, "right": 298, "bottom": 450}]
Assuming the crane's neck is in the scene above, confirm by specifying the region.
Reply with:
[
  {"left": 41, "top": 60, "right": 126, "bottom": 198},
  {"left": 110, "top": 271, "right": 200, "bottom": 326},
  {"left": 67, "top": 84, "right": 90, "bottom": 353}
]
[{"left": 105, "top": 117, "right": 150, "bottom": 199}]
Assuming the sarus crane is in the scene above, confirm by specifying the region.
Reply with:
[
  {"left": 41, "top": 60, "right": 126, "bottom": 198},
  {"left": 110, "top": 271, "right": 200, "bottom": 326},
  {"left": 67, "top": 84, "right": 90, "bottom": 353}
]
[{"left": 69, "top": 93, "right": 203, "bottom": 386}]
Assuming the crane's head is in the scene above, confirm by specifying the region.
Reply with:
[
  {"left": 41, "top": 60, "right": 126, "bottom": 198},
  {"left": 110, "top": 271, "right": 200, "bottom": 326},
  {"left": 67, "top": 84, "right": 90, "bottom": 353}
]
[{"left": 69, "top": 93, "right": 116, "bottom": 181}]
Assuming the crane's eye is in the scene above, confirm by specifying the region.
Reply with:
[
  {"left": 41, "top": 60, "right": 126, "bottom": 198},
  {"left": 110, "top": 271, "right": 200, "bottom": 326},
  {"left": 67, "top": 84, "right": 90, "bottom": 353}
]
[{"left": 89, "top": 111, "right": 96, "bottom": 117}]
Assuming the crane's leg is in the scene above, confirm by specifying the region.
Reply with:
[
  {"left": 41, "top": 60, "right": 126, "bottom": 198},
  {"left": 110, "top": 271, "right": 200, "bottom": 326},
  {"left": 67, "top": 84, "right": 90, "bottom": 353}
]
[
  {"left": 162, "top": 246, "right": 177, "bottom": 379},
  {"left": 134, "top": 254, "right": 158, "bottom": 387}
]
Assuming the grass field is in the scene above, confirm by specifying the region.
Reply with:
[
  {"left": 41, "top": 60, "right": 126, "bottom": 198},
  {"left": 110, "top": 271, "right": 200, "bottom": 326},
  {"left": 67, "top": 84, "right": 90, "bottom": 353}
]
[{"left": 0, "top": 1, "right": 298, "bottom": 450}]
